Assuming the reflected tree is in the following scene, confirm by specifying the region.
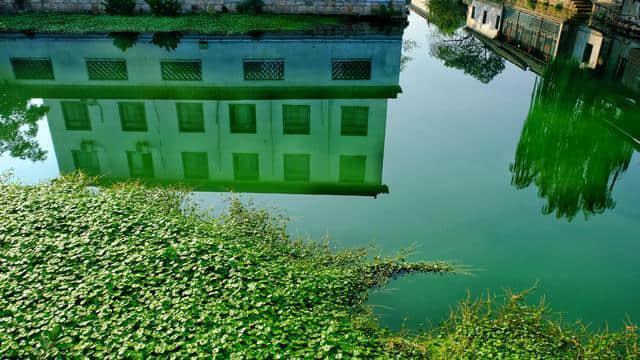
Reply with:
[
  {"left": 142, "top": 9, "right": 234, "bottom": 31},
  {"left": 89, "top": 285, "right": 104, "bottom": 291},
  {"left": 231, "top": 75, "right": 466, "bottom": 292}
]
[
  {"left": 429, "top": 30, "right": 505, "bottom": 83},
  {"left": 0, "top": 86, "right": 49, "bottom": 162},
  {"left": 400, "top": 39, "right": 420, "bottom": 72},
  {"left": 151, "top": 32, "right": 182, "bottom": 52},
  {"left": 510, "top": 60, "right": 636, "bottom": 220},
  {"left": 109, "top": 32, "right": 139, "bottom": 52},
  {"left": 426, "top": 0, "right": 467, "bottom": 35}
]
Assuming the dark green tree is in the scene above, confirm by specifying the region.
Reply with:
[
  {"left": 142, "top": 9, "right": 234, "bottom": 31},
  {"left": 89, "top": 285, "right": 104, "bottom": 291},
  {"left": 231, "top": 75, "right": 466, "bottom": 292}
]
[
  {"left": 0, "top": 86, "right": 49, "bottom": 162},
  {"left": 429, "top": 31, "right": 505, "bottom": 83},
  {"left": 510, "top": 60, "right": 637, "bottom": 220},
  {"left": 109, "top": 32, "right": 139, "bottom": 52},
  {"left": 426, "top": 0, "right": 467, "bottom": 35}
]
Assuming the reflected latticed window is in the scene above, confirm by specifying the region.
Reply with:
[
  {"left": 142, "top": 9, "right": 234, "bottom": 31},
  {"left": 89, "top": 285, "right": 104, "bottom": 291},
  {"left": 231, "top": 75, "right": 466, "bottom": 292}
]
[
  {"left": 229, "top": 104, "right": 256, "bottom": 133},
  {"left": 339, "top": 155, "right": 366, "bottom": 183},
  {"left": 340, "top": 106, "right": 368, "bottom": 136},
  {"left": 61, "top": 102, "right": 91, "bottom": 131},
  {"left": 284, "top": 154, "right": 310, "bottom": 182},
  {"left": 176, "top": 103, "right": 205, "bottom": 132},
  {"left": 126, "top": 151, "right": 154, "bottom": 178},
  {"left": 86, "top": 59, "right": 128, "bottom": 81},
  {"left": 72, "top": 150, "right": 100, "bottom": 176},
  {"left": 243, "top": 60, "right": 284, "bottom": 80},
  {"left": 118, "top": 102, "right": 147, "bottom": 132},
  {"left": 282, "top": 105, "right": 310, "bottom": 135},
  {"left": 11, "top": 58, "right": 54, "bottom": 80},
  {"left": 182, "top": 152, "right": 209, "bottom": 180},
  {"left": 332, "top": 59, "right": 371, "bottom": 80},
  {"left": 233, "top": 153, "right": 259, "bottom": 181},
  {"left": 161, "top": 60, "right": 202, "bottom": 81}
]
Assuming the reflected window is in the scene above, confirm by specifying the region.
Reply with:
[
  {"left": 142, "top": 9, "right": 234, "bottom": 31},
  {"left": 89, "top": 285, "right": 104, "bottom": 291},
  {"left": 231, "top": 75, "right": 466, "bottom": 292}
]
[
  {"left": 284, "top": 154, "right": 310, "bottom": 182},
  {"left": 61, "top": 101, "right": 91, "bottom": 131},
  {"left": 495, "top": 15, "right": 501, "bottom": 29},
  {"left": 243, "top": 60, "right": 284, "bottom": 80},
  {"left": 339, "top": 155, "right": 366, "bottom": 183},
  {"left": 161, "top": 60, "right": 202, "bottom": 81},
  {"left": 126, "top": 151, "right": 154, "bottom": 178},
  {"left": 582, "top": 43, "right": 593, "bottom": 63},
  {"left": 119, "top": 102, "right": 147, "bottom": 132},
  {"left": 482, "top": 10, "right": 487, "bottom": 24},
  {"left": 86, "top": 59, "right": 128, "bottom": 80},
  {"left": 72, "top": 150, "right": 100, "bottom": 175},
  {"left": 233, "top": 153, "right": 259, "bottom": 181},
  {"left": 282, "top": 105, "right": 310, "bottom": 135},
  {"left": 176, "top": 103, "right": 205, "bottom": 133},
  {"left": 229, "top": 104, "right": 256, "bottom": 133},
  {"left": 182, "top": 152, "right": 209, "bottom": 180},
  {"left": 332, "top": 60, "right": 371, "bottom": 80},
  {"left": 340, "top": 106, "right": 368, "bottom": 136},
  {"left": 11, "top": 58, "right": 54, "bottom": 80},
  {"left": 471, "top": 6, "right": 475, "bottom": 19}
]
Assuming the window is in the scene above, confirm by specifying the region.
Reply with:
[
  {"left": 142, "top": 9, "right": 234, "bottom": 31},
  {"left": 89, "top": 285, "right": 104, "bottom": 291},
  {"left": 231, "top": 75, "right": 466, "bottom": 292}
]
[
  {"left": 126, "top": 151, "right": 154, "bottom": 178},
  {"left": 233, "top": 153, "right": 259, "bottom": 181},
  {"left": 119, "top": 102, "right": 147, "bottom": 132},
  {"left": 61, "top": 102, "right": 91, "bottom": 131},
  {"left": 482, "top": 10, "right": 488, "bottom": 24},
  {"left": 72, "top": 150, "right": 100, "bottom": 175},
  {"left": 332, "top": 60, "right": 371, "bottom": 80},
  {"left": 339, "top": 155, "right": 366, "bottom": 183},
  {"left": 176, "top": 103, "right": 205, "bottom": 132},
  {"left": 471, "top": 6, "right": 476, "bottom": 19},
  {"left": 11, "top": 58, "right": 54, "bottom": 80},
  {"left": 495, "top": 15, "right": 501, "bottom": 29},
  {"left": 582, "top": 43, "right": 594, "bottom": 63},
  {"left": 615, "top": 55, "right": 628, "bottom": 78},
  {"left": 182, "top": 152, "right": 209, "bottom": 180},
  {"left": 282, "top": 105, "right": 310, "bottom": 135},
  {"left": 340, "top": 106, "right": 368, "bottom": 136},
  {"left": 284, "top": 154, "right": 310, "bottom": 182},
  {"left": 243, "top": 60, "right": 284, "bottom": 80},
  {"left": 86, "top": 59, "right": 128, "bottom": 80},
  {"left": 229, "top": 104, "right": 256, "bottom": 133},
  {"left": 161, "top": 60, "right": 202, "bottom": 81}
]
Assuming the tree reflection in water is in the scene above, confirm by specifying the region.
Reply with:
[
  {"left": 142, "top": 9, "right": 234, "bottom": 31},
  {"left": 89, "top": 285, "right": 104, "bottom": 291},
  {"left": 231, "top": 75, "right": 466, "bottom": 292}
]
[
  {"left": 510, "top": 60, "right": 637, "bottom": 220},
  {"left": 0, "top": 86, "right": 49, "bottom": 162}
]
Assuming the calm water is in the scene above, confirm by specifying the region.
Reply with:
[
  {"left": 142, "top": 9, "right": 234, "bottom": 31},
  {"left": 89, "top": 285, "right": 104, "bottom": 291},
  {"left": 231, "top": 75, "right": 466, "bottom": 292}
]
[{"left": 1, "top": 12, "right": 639, "bottom": 332}]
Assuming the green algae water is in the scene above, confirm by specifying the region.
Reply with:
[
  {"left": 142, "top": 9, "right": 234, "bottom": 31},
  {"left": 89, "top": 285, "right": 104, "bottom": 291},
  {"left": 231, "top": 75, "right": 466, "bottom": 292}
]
[{"left": 1, "top": 12, "right": 639, "bottom": 332}]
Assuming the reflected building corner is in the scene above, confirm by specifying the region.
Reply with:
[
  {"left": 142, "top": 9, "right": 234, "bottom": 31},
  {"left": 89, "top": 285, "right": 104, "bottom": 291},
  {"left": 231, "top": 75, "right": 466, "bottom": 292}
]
[
  {"left": 0, "top": 31, "right": 403, "bottom": 197},
  {"left": 464, "top": 0, "right": 640, "bottom": 88}
]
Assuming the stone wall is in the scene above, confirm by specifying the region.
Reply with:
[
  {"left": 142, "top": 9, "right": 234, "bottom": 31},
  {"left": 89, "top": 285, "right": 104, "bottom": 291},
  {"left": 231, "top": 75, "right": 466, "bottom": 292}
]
[{"left": 1, "top": 0, "right": 406, "bottom": 15}]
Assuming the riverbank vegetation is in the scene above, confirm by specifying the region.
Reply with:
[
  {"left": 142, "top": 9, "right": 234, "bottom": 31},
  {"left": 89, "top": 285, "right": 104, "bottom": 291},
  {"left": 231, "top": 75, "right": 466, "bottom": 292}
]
[
  {"left": 0, "top": 13, "right": 347, "bottom": 33},
  {"left": 1, "top": 174, "right": 638, "bottom": 358}
]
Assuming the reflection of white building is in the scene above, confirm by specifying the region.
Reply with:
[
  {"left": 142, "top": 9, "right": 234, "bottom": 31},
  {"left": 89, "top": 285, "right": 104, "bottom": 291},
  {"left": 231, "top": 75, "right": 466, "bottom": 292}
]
[{"left": 0, "top": 33, "right": 402, "bottom": 196}]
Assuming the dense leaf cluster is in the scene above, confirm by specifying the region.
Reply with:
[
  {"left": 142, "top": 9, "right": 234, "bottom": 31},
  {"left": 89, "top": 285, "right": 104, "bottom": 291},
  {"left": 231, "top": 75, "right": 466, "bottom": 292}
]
[{"left": 0, "top": 175, "right": 451, "bottom": 358}]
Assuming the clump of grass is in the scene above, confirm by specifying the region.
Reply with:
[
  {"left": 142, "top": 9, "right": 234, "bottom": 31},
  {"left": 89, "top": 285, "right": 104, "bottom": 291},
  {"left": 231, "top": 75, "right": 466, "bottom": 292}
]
[{"left": 387, "top": 285, "right": 640, "bottom": 358}]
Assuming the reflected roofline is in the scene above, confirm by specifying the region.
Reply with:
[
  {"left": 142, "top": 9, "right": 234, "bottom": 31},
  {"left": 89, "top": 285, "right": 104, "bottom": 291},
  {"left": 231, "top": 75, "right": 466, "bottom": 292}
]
[
  {"left": 6, "top": 84, "right": 403, "bottom": 100},
  {"left": 91, "top": 176, "right": 390, "bottom": 197}
]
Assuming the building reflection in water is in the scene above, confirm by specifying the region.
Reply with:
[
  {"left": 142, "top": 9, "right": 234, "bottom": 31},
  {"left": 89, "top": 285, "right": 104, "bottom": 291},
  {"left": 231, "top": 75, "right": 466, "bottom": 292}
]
[
  {"left": 454, "top": 0, "right": 640, "bottom": 219},
  {"left": 0, "top": 31, "right": 404, "bottom": 196}
]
